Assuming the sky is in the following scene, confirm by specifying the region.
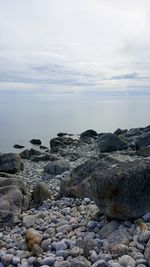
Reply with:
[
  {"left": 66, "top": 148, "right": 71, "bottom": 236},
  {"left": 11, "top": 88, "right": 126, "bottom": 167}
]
[{"left": 0, "top": 0, "right": 150, "bottom": 95}]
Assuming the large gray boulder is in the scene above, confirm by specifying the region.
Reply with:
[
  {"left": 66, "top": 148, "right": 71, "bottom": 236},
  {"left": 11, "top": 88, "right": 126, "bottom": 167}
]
[
  {"left": 98, "top": 133, "right": 127, "bottom": 152},
  {"left": 90, "top": 158, "right": 150, "bottom": 220},
  {"left": 0, "top": 173, "right": 31, "bottom": 225},
  {"left": 59, "top": 159, "right": 105, "bottom": 198},
  {"left": 0, "top": 153, "right": 24, "bottom": 173}
]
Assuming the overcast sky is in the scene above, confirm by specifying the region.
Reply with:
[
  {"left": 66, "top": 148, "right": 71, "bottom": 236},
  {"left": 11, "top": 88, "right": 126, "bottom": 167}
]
[{"left": 0, "top": 0, "right": 150, "bottom": 94}]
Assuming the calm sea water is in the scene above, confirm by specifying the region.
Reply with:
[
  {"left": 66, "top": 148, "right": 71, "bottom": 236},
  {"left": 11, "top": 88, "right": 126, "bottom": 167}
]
[{"left": 0, "top": 90, "right": 150, "bottom": 153}]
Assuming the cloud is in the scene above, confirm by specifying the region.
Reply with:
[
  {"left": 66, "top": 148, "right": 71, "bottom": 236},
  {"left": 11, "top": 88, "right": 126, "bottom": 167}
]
[{"left": 0, "top": 0, "right": 150, "bottom": 93}]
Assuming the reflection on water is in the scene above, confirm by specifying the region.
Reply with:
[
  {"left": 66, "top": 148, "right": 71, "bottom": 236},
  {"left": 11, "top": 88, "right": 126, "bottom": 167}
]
[{"left": 0, "top": 90, "right": 150, "bottom": 152}]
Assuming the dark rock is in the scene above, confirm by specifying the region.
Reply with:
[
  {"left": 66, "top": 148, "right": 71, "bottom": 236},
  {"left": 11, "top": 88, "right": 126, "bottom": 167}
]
[
  {"left": 30, "top": 153, "right": 54, "bottom": 162},
  {"left": 136, "top": 146, "right": 150, "bottom": 157},
  {"left": 43, "top": 159, "right": 70, "bottom": 181},
  {"left": 80, "top": 129, "right": 97, "bottom": 138},
  {"left": 0, "top": 184, "right": 24, "bottom": 226},
  {"left": 90, "top": 158, "right": 150, "bottom": 220},
  {"left": 124, "top": 128, "right": 142, "bottom": 138},
  {"left": 98, "top": 133, "right": 127, "bottom": 152},
  {"left": 30, "top": 139, "right": 41, "bottom": 145},
  {"left": 40, "top": 145, "right": 48, "bottom": 150},
  {"left": 114, "top": 128, "right": 127, "bottom": 136},
  {"left": 57, "top": 132, "right": 68, "bottom": 137},
  {"left": 136, "top": 132, "right": 150, "bottom": 149},
  {"left": 20, "top": 148, "right": 41, "bottom": 159},
  {"left": 143, "top": 125, "right": 150, "bottom": 133},
  {"left": 60, "top": 159, "right": 105, "bottom": 198},
  {"left": 50, "top": 137, "right": 74, "bottom": 152},
  {"left": 0, "top": 153, "right": 24, "bottom": 173},
  {"left": 0, "top": 174, "right": 30, "bottom": 225},
  {"left": 32, "top": 182, "right": 51, "bottom": 206},
  {"left": 13, "top": 144, "right": 25, "bottom": 149}
]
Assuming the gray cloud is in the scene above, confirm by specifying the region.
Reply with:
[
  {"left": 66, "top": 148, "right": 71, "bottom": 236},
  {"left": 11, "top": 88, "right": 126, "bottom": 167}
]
[{"left": 0, "top": 0, "right": 150, "bottom": 93}]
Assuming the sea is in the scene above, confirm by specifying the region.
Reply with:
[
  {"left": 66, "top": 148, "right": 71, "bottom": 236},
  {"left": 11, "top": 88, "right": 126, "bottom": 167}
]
[{"left": 0, "top": 89, "right": 150, "bottom": 153}]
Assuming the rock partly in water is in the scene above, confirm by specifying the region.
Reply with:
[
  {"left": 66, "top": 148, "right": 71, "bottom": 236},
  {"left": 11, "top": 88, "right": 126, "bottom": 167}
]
[
  {"left": 30, "top": 139, "right": 42, "bottom": 145},
  {"left": 80, "top": 129, "right": 97, "bottom": 138},
  {"left": 13, "top": 144, "right": 25, "bottom": 149},
  {"left": 90, "top": 158, "right": 150, "bottom": 220},
  {"left": 0, "top": 153, "right": 24, "bottom": 173},
  {"left": 98, "top": 133, "right": 127, "bottom": 152}
]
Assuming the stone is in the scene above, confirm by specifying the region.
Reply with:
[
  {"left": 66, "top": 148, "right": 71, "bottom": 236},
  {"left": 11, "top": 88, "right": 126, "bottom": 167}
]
[
  {"left": 136, "top": 132, "right": 150, "bottom": 149},
  {"left": 32, "top": 182, "right": 51, "bottom": 206},
  {"left": 136, "top": 146, "right": 150, "bottom": 157},
  {"left": 23, "top": 215, "right": 36, "bottom": 228},
  {"left": 41, "top": 256, "right": 54, "bottom": 266},
  {"left": 54, "top": 261, "right": 70, "bottom": 267},
  {"left": 25, "top": 228, "right": 43, "bottom": 250},
  {"left": 12, "top": 256, "right": 20, "bottom": 265},
  {"left": 53, "top": 241, "right": 67, "bottom": 251},
  {"left": 99, "top": 221, "right": 120, "bottom": 239},
  {"left": 144, "top": 247, "right": 150, "bottom": 266},
  {"left": 30, "top": 139, "right": 41, "bottom": 145},
  {"left": 98, "top": 133, "right": 127, "bottom": 152},
  {"left": 92, "top": 259, "right": 110, "bottom": 267},
  {"left": 20, "top": 148, "right": 41, "bottom": 159},
  {"left": 60, "top": 159, "right": 104, "bottom": 198},
  {"left": 0, "top": 153, "right": 23, "bottom": 173},
  {"left": 77, "top": 234, "right": 97, "bottom": 259},
  {"left": 57, "top": 132, "right": 68, "bottom": 137},
  {"left": 0, "top": 185, "right": 23, "bottom": 225},
  {"left": 90, "top": 158, "right": 150, "bottom": 219},
  {"left": 143, "top": 212, "right": 150, "bottom": 222},
  {"left": 111, "top": 244, "right": 129, "bottom": 256},
  {"left": 1, "top": 254, "right": 13, "bottom": 265},
  {"left": 30, "top": 154, "right": 51, "bottom": 162},
  {"left": 43, "top": 160, "right": 70, "bottom": 181},
  {"left": 80, "top": 129, "right": 97, "bottom": 139},
  {"left": 70, "top": 255, "right": 91, "bottom": 267},
  {"left": 32, "top": 244, "right": 43, "bottom": 256},
  {"left": 41, "top": 239, "right": 51, "bottom": 252},
  {"left": 50, "top": 137, "right": 74, "bottom": 152},
  {"left": 114, "top": 128, "right": 127, "bottom": 136},
  {"left": 118, "top": 255, "right": 135, "bottom": 267},
  {"left": 70, "top": 247, "right": 80, "bottom": 257},
  {"left": 13, "top": 144, "right": 25, "bottom": 149}
]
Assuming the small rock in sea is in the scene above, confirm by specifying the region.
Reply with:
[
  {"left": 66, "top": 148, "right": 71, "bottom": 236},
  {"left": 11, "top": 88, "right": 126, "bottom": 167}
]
[
  {"left": 30, "top": 139, "right": 42, "bottom": 145},
  {"left": 13, "top": 144, "right": 25, "bottom": 149},
  {"left": 57, "top": 132, "right": 68, "bottom": 137}
]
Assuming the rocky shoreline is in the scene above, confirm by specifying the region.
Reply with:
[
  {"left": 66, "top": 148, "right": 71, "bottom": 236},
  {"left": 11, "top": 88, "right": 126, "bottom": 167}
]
[{"left": 0, "top": 126, "right": 150, "bottom": 267}]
